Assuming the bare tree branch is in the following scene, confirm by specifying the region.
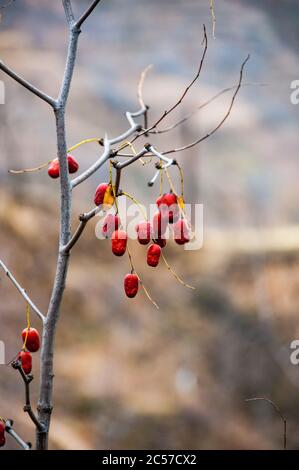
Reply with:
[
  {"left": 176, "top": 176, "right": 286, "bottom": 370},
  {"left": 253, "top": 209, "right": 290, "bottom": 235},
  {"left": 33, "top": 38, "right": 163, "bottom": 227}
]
[
  {"left": 75, "top": 0, "right": 102, "bottom": 30},
  {"left": 115, "top": 148, "right": 148, "bottom": 170},
  {"left": 62, "top": 0, "right": 75, "bottom": 26},
  {"left": 162, "top": 54, "right": 250, "bottom": 155},
  {"left": 0, "top": 260, "right": 46, "bottom": 323},
  {"left": 246, "top": 397, "right": 287, "bottom": 450},
  {"left": 4, "top": 420, "right": 31, "bottom": 450},
  {"left": 149, "top": 82, "right": 266, "bottom": 135},
  {"left": 62, "top": 207, "right": 100, "bottom": 253},
  {"left": 12, "top": 360, "right": 44, "bottom": 432},
  {"left": 0, "top": 61, "right": 57, "bottom": 108},
  {"left": 128, "top": 24, "right": 208, "bottom": 146}
]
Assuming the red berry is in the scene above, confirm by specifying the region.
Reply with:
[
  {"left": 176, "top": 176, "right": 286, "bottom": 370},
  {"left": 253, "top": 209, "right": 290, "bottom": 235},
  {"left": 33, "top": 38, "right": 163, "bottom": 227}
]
[
  {"left": 136, "top": 221, "right": 151, "bottom": 245},
  {"left": 124, "top": 273, "right": 139, "bottom": 298},
  {"left": 18, "top": 351, "right": 32, "bottom": 375},
  {"left": 48, "top": 159, "right": 60, "bottom": 179},
  {"left": 48, "top": 155, "right": 79, "bottom": 178},
  {"left": 173, "top": 219, "right": 190, "bottom": 245},
  {"left": 156, "top": 192, "right": 179, "bottom": 223},
  {"left": 67, "top": 154, "right": 79, "bottom": 174},
  {"left": 0, "top": 421, "right": 5, "bottom": 448},
  {"left": 102, "top": 214, "right": 120, "bottom": 239},
  {"left": 111, "top": 230, "right": 127, "bottom": 256},
  {"left": 21, "top": 327, "right": 40, "bottom": 353},
  {"left": 147, "top": 243, "right": 161, "bottom": 267},
  {"left": 152, "top": 212, "right": 167, "bottom": 239},
  {"left": 94, "top": 183, "right": 109, "bottom": 206}
]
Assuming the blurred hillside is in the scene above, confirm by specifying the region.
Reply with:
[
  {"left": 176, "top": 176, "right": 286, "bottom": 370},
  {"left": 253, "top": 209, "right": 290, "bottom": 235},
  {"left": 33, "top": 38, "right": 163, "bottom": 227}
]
[{"left": 1, "top": 0, "right": 299, "bottom": 450}]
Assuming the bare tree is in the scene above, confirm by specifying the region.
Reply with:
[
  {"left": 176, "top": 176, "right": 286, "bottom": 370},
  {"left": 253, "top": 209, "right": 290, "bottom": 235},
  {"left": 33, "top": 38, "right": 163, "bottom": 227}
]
[{"left": 0, "top": 1, "right": 248, "bottom": 450}]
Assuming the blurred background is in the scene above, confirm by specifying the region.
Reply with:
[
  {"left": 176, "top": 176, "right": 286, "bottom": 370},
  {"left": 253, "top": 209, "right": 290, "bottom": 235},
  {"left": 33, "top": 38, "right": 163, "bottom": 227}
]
[{"left": 1, "top": 0, "right": 299, "bottom": 450}]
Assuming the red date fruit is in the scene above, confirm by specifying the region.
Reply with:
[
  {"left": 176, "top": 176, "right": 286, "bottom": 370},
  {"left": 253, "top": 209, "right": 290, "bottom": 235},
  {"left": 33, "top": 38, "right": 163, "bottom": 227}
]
[
  {"left": 156, "top": 192, "right": 179, "bottom": 223},
  {"left": 21, "top": 327, "right": 40, "bottom": 353},
  {"left": 102, "top": 214, "right": 120, "bottom": 239},
  {"left": 136, "top": 221, "right": 151, "bottom": 245},
  {"left": 152, "top": 212, "right": 167, "bottom": 239},
  {"left": 147, "top": 243, "right": 161, "bottom": 267},
  {"left": 111, "top": 230, "right": 127, "bottom": 256},
  {"left": 0, "top": 421, "right": 5, "bottom": 448},
  {"left": 18, "top": 351, "right": 32, "bottom": 375},
  {"left": 48, "top": 154, "right": 79, "bottom": 178},
  {"left": 173, "top": 219, "right": 190, "bottom": 245},
  {"left": 94, "top": 183, "right": 109, "bottom": 206},
  {"left": 124, "top": 273, "right": 139, "bottom": 298}
]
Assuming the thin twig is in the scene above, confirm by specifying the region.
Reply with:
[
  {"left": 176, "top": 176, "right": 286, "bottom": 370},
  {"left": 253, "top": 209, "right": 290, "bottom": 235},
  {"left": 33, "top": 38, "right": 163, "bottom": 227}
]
[
  {"left": 62, "top": 0, "right": 75, "bottom": 26},
  {"left": 129, "top": 24, "right": 208, "bottom": 144},
  {"left": 4, "top": 420, "right": 31, "bottom": 450},
  {"left": 75, "top": 0, "right": 102, "bottom": 30},
  {"left": 62, "top": 207, "right": 100, "bottom": 253},
  {"left": 9, "top": 160, "right": 52, "bottom": 174},
  {"left": 0, "top": 260, "right": 46, "bottom": 323},
  {"left": 0, "top": 61, "right": 57, "bottom": 108},
  {"left": 161, "top": 252, "right": 196, "bottom": 290},
  {"left": 162, "top": 54, "right": 250, "bottom": 155},
  {"left": 11, "top": 361, "right": 45, "bottom": 432},
  {"left": 137, "top": 64, "right": 153, "bottom": 109},
  {"left": 149, "top": 82, "right": 265, "bottom": 135},
  {"left": 210, "top": 0, "right": 216, "bottom": 39},
  {"left": 245, "top": 397, "right": 287, "bottom": 450},
  {"left": 126, "top": 246, "right": 159, "bottom": 309}
]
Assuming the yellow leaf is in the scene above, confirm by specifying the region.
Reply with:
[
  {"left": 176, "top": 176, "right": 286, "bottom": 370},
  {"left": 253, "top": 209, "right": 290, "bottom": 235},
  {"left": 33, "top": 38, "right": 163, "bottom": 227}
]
[
  {"left": 103, "top": 185, "right": 115, "bottom": 209},
  {"left": 177, "top": 196, "right": 185, "bottom": 210}
]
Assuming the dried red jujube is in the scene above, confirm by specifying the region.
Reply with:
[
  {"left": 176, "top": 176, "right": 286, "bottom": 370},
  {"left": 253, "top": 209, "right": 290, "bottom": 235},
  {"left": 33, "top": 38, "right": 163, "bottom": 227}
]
[
  {"left": 124, "top": 273, "right": 139, "bottom": 298},
  {"left": 0, "top": 421, "right": 5, "bottom": 448},
  {"left": 48, "top": 154, "right": 79, "bottom": 179},
  {"left": 111, "top": 230, "right": 127, "bottom": 256},
  {"left": 156, "top": 192, "right": 180, "bottom": 223},
  {"left": 136, "top": 221, "right": 151, "bottom": 245},
  {"left": 102, "top": 214, "right": 120, "bottom": 239},
  {"left": 147, "top": 243, "right": 161, "bottom": 267},
  {"left": 21, "top": 327, "right": 40, "bottom": 353},
  {"left": 18, "top": 351, "right": 32, "bottom": 375},
  {"left": 152, "top": 212, "right": 167, "bottom": 239},
  {"left": 173, "top": 219, "right": 190, "bottom": 245},
  {"left": 94, "top": 183, "right": 110, "bottom": 206}
]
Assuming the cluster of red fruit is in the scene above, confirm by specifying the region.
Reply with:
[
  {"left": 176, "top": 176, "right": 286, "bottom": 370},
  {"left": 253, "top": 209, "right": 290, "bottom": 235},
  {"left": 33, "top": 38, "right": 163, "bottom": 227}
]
[
  {"left": 17, "top": 328, "right": 40, "bottom": 375},
  {"left": 94, "top": 183, "right": 190, "bottom": 299},
  {"left": 48, "top": 154, "right": 79, "bottom": 179}
]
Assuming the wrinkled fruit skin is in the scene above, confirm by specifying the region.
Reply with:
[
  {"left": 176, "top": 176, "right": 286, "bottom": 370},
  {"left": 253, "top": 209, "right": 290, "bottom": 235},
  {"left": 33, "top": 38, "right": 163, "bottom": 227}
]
[
  {"left": 94, "top": 183, "right": 109, "bottom": 206},
  {"left": 102, "top": 214, "right": 120, "bottom": 239},
  {"left": 173, "top": 219, "right": 190, "bottom": 245},
  {"left": 48, "top": 154, "right": 79, "bottom": 179},
  {"left": 152, "top": 212, "right": 168, "bottom": 239},
  {"left": 156, "top": 193, "right": 180, "bottom": 223},
  {"left": 147, "top": 243, "right": 161, "bottom": 267},
  {"left": 111, "top": 230, "right": 127, "bottom": 256},
  {"left": 136, "top": 221, "right": 151, "bottom": 245},
  {"left": 21, "top": 327, "right": 40, "bottom": 353},
  {"left": 124, "top": 273, "right": 139, "bottom": 298},
  {"left": 0, "top": 421, "right": 5, "bottom": 448},
  {"left": 18, "top": 351, "right": 32, "bottom": 375}
]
